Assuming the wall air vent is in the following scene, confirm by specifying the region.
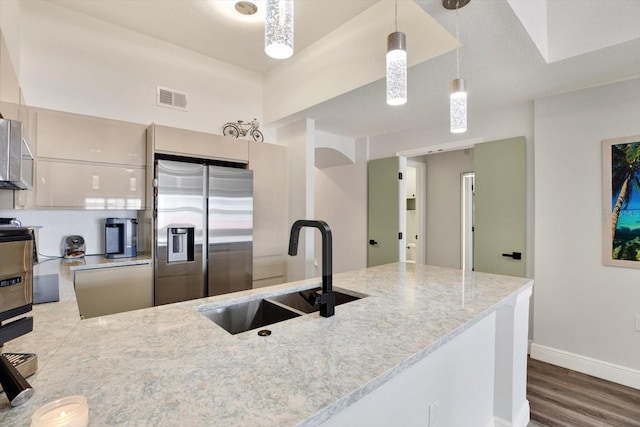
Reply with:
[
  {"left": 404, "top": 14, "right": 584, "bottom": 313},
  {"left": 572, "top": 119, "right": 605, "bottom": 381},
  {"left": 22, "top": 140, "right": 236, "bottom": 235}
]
[{"left": 157, "top": 87, "right": 188, "bottom": 111}]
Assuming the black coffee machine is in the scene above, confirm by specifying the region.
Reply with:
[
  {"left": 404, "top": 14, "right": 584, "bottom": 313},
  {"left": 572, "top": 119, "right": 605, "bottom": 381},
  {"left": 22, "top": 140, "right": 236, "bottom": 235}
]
[
  {"left": 105, "top": 218, "right": 138, "bottom": 259},
  {"left": 0, "top": 227, "right": 36, "bottom": 407}
]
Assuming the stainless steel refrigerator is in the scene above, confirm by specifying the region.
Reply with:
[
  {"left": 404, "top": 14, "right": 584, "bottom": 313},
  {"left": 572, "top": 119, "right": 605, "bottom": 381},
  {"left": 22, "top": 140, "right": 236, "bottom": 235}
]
[{"left": 154, "top": 157, "right": 253, "bottom": 306}]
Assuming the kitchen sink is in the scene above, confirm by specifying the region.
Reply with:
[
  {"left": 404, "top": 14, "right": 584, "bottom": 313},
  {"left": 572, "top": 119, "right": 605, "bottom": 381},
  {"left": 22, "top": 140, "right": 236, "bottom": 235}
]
[
  {"left": 268, "top": 287, "right": 364, "bottom": 314},
  {"left": 201, "top": 299, "right": 303, "bottom": 335},
  {"left": 200, "top": 287, "right": 366, "bottom": 335}
]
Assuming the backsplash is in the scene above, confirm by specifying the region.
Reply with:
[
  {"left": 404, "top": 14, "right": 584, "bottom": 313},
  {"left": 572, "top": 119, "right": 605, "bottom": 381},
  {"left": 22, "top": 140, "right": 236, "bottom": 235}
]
[{"left": 0, "top": 209, "right": 140, "bottom": 258}]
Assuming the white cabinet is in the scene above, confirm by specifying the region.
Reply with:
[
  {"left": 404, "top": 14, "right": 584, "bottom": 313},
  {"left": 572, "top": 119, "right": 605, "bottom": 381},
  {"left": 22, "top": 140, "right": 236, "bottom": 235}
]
[
  {"left": 74, "top": 263, "right": 153, "bottom": 319},
  {"left": 150, "top": 124, "right": 248, "bottom": 163},
  {"left": 249, "top": 142, "right": 288, "bottom": 287},
  {"left": 33, "top": 108, "right": 147, "bottom": 209},
  {"left": 36, "top": 160, "right": 144, "bottom": 209},
  {"left": 37, "top": 109, "right": 146, "bottom": 165}
]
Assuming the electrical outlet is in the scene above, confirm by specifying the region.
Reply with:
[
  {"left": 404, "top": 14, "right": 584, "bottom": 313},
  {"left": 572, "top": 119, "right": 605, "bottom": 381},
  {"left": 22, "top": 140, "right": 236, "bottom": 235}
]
[
  {"left": 428, "top": 400, "right": 439, "bottom": 427},
  {"left": 635, "top": 314, "right": 640, "bottom": 332}
]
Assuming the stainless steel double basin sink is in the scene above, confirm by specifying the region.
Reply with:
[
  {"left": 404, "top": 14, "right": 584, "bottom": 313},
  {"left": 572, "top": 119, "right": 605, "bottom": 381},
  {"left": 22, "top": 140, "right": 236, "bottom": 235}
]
[{"left": 200, "top": 287, "right": 365, "bottom": 335}]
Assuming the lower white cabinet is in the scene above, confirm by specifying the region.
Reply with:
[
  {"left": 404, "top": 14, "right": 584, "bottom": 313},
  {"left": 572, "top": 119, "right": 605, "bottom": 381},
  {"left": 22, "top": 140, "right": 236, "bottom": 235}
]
[
  {"left": 36, "top": 160, "right": 145, "bottom": 209},
  {"left": 74, "top": 263, "right": 153, "bottom": 319},
  {"left": 253, "top": 255, "right": 286, "bottom": 288}
]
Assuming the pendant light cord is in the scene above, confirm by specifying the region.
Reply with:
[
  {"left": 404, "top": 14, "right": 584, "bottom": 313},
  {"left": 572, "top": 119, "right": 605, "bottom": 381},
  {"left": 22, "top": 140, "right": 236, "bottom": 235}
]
[
  {"left": 395, "top": 0, "right": 398, "bottom": 32},
  {"left": 455, "top": 0, "right": 460, "bottom": 79}
]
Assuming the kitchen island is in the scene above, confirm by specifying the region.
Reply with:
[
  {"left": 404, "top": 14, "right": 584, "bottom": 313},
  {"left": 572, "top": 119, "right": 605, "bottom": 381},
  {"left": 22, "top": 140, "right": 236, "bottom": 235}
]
[{"left": 0, "top": 262, "right": 532, "bottom": 426}]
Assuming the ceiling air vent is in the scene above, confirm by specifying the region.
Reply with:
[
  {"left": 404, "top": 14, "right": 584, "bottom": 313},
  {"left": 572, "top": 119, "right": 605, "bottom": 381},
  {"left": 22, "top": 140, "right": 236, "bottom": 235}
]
[{"left": 157, "top": 87, "right": 187, "bottom": 111}]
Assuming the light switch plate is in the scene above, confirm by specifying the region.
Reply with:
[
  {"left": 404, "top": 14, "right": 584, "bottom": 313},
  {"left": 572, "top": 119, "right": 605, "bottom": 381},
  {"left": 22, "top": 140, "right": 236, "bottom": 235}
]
[{"left": 635, "top": 314, "right": 640, "bottom": 332}]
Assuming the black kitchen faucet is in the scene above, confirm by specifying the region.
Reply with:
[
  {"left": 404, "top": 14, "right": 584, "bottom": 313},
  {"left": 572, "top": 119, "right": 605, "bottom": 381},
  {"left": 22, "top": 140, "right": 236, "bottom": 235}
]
[{"left": 288, "top": 220, "right": 335, "bottom": 318}]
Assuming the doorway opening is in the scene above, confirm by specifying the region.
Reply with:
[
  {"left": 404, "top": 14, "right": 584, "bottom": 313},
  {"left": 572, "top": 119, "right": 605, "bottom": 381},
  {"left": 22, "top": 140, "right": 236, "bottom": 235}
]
[{"left": 461, "top": 172, "right": 474, "bottom": 271}]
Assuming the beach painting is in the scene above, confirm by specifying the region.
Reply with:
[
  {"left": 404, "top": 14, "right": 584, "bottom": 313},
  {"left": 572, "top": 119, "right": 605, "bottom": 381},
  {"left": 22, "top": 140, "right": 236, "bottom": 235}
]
[{"left": 603, "top": 135, "right": 640, "bottom": 267}]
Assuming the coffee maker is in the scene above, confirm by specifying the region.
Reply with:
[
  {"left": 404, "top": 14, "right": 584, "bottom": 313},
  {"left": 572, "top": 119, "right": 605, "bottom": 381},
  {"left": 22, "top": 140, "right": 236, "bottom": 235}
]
[
  {"left": 105, "top": 218, "right": 138, "bottom": 259},
  {"left": 0, "top": 227, "right": 36, "bottom": 406}
]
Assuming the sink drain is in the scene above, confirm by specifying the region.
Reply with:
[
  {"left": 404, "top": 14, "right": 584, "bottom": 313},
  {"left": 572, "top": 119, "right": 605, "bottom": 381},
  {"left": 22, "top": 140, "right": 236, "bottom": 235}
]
[{"left": 257, "top": 329, "right": 271, "bottom": 337}]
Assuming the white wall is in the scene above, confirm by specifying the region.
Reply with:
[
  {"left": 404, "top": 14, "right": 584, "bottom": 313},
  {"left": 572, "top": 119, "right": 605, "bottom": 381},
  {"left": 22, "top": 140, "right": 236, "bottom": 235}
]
[
  {"left": 280, "top": 119, "right": 316, "bottom": 281},
  {"left": 314, "top": 142, "right": 368, "bottom": 275},
  {"left": 18, "top": 0, "right": 266, "bottom": 139},
  {"left": 424, "top": 149, "right": 474, "bottom": 269},
  {"left": 368, "top": 103, "right": 534, "bottom": 161},
  {"left": 0, "top": 0, "right": 21, "bottom": 77},
  {"left": 0, "top": 208, "right": 136, "bottom": 257},
  {"left": 532, "top": 78, "right": 640, "bottom": 382}
]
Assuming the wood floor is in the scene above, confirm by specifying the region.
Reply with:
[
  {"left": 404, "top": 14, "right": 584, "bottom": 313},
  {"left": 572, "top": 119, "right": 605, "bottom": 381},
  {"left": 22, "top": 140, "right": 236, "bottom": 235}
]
[{"left": 527, "top": 357, "right": 640, "bottom": 427}]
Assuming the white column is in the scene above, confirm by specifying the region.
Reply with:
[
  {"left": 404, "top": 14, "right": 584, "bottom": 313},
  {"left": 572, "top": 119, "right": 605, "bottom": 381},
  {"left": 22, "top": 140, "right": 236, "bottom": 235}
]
[
  {"left": 494, "top": 286, "right": 533, "bottom": 427},
  {"left": 279, "top": 118, "right": 315, "bottom": 281}
]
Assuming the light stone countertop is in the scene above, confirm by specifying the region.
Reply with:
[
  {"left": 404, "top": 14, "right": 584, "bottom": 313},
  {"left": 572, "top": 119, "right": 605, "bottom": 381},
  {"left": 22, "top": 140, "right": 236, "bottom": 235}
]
[{"left": 0, "top": 262, "right": 532, "bottom": 426}]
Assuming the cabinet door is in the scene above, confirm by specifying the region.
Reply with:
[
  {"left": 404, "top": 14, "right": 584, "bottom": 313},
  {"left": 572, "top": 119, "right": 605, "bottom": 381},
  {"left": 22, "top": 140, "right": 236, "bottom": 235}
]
[
  {"left": 74, "top": 264, "right": 153, "bottom": 319},
  {"left": 36, "top": 160, "right": 145, "bottom": 209},
  {"left": 37, "top": 109, "right": 146, "bottom": 165},
  {"left": 253, "top": 255, "right": 285, "bottom": 288},
  {"left": 249, "top": 142, "right": 288, "bottom": 258},
  {"left": 152, "top": 124, "right": 249, "bottom": 162}
]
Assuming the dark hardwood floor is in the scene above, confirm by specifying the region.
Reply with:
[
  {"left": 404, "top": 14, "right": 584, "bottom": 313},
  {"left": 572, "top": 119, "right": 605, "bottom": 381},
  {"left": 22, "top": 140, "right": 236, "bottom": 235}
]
[{"left": 527, "top": 357, "right": 640, "bottom": 427}]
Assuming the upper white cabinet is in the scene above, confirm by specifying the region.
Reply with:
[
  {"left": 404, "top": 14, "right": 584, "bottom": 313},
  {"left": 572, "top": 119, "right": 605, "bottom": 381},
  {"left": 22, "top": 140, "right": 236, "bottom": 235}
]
[
  {"left": 150, "top": 124, "right": 248, "bottom": 163},
  {"left": 34, "top": 108, "right": 147, "bottom": 209},
  {"left": 36, "top": 160, "right": 144, "bottom": 209},
  {"left": 37, "top": 109, "right": 146, "bottom": 165}
]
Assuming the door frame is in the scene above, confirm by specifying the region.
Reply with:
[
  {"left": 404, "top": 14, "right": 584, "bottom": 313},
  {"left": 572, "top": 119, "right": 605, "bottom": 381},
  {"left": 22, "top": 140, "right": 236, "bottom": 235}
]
[
  {"left": 407, "top": 159, "right": 426, "bottom": 264},
  {"left": 461, "top": 172, "right": 475, "bottom": 271},
  {"left": 397, "top": 138, "right": 483, "bottom": 266}
]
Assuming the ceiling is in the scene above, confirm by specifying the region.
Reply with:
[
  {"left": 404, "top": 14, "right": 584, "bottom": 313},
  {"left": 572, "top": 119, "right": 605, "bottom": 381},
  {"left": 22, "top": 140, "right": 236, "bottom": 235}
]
[{"left": 46, "top": 0, "right": 640, "bottom": 139}]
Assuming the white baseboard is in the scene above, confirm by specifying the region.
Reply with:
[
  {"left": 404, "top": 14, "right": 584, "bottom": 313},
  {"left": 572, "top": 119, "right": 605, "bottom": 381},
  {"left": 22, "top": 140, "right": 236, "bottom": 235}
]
[
  {"left": 530, "top": 343, "right": 640, "bottom": 390},
  {"left": 491, "top": 400, "right": 530, "bottom": 427}
]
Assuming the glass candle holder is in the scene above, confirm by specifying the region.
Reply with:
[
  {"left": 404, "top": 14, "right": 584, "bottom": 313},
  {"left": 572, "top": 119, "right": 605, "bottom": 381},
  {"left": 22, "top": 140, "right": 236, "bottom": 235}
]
[{"left": 30, "top": 395, "right": 89, "bottom": 427}]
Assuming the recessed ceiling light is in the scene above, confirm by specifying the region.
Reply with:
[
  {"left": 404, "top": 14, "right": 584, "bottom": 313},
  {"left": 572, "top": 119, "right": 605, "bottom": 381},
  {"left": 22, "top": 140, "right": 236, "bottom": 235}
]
[
  {"left": 209, "top": 1, "right": 265, "bottom": 24},
  {"left": 235, "top": 1, "right": 258, "bottom": 16}
]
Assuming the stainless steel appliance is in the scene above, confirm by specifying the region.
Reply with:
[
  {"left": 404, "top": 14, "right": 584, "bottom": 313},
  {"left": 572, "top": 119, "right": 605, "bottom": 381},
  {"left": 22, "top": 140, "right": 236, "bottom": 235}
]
[
  {"left": 154, "top": 157, "right": 253, "bottom": 305},
  {"left": 0, "top": 227, "right": 36, "bottom": 406},
  {"left": 105, "top": 218, "right": 137, "bottom": 258},
  {"left": 0, "top": 228, "right": 33, "bottom": 331},
  {"left": 0, "top": 118, "right": 34, "bottom": 190}
]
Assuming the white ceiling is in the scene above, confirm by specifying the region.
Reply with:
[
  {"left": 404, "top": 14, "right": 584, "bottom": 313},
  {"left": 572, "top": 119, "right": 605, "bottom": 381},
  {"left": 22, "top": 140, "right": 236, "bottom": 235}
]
[
  {"left": 47, "top": 0, "right": 381, "bottom": 74},
  {"left": 46, "top": 0, "right": 640, "bottom": 139}
]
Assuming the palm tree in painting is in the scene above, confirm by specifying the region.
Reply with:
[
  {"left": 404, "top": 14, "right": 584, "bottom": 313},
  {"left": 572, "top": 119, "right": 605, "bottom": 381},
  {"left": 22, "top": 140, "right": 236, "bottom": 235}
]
[{"left": 611, "top": 142, "right": 640, "bottom": 239}]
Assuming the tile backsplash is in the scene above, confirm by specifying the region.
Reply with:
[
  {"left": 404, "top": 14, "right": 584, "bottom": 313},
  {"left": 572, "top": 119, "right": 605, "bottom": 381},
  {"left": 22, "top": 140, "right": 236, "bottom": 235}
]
[{"left": 0, "top": 209, "right": 140, "bottom": 258}]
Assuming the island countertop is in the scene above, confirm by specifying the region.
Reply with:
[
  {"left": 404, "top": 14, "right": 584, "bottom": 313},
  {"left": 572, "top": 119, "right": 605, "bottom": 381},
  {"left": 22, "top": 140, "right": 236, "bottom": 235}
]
[{"left": 0, "top": 262, "right": 532, "bottom": 426}]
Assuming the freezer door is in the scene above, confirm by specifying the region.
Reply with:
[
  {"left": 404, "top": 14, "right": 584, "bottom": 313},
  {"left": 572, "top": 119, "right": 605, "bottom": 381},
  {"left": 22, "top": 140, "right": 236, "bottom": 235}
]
[
  {"left": 155, "top": 159, "right": 206, "bottom": 305},
  {"left": 208, "top": 166, "right": 253, "bottom": 296}
]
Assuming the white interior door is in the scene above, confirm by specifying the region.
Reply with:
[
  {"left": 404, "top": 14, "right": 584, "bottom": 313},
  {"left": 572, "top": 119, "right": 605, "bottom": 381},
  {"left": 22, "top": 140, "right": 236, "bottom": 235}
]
[
  {"left": 368, "top": 157, "right": 405, "bottom": 267},
  {"left": 473, "top": 137, "right": 526, "bottom": 277}
]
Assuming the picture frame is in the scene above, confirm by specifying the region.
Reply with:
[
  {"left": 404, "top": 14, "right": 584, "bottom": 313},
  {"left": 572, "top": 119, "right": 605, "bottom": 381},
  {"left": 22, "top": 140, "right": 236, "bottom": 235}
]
[{"left": 602, "top": 135, "right": 640, "bottom": 268}]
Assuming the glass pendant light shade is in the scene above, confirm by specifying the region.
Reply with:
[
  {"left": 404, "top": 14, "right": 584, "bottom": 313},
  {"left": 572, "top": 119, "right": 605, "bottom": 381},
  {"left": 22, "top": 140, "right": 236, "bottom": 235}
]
[
  {"left": 386, "top": 31, "right": 407, "bottom": 106},
  {"left": 265, "top": 0, "right": 294, "bottom": 59},
  {"left": 450, "top": 78, "right": 467, "bottom": 133}
]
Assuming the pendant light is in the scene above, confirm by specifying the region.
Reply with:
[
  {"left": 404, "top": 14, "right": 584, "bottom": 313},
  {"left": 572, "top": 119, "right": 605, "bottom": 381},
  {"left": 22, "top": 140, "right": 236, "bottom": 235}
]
[
  {"left": 265, "top": 0, "right": 294, "bottom": 59},
  {"left": 446, "top": 0, "right": 469, "bottom": 133},
  {"left": 386, "top": 0, "right": 407, "bottom": 106}
]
